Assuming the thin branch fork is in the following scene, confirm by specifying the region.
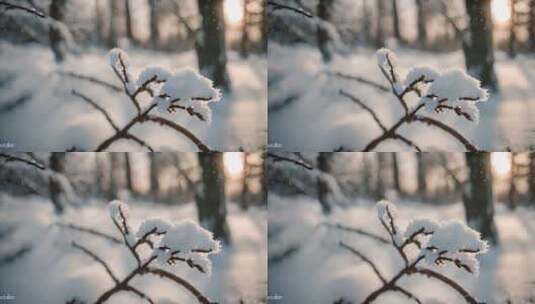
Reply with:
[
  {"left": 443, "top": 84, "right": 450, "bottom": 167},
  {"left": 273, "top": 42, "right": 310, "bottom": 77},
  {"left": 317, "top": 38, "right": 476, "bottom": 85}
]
[
  {"left": 329, "top": 72, "right": 390, "bottom": 93},
  {"left": 324, "top": 223, "right": 389, "bottom": 245},
  {"left": 70, "top": 205, "right": 216, "bottom": 304},
  {"left": 0, "top": 1, "right": 45, "bottom": 18},
  {"left": 0, "top": 153, "right": 46, "bottom": 170},
  {"left": 58, "top": 71, "right": 122, "bottom": 92},
  {"left": 267, "top": 1, "right": 313, "bottom": 18},
  {"left": 56, "top": 223, "right": 122, "bottom": 244},
  {"left": 267, "top": 152, "right": 314, "bottom": 170}
]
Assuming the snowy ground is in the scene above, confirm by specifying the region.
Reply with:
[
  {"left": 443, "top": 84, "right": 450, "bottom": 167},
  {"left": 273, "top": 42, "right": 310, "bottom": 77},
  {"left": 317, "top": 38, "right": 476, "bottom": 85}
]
[
  {"left": 268, "top": 43, "right": 535, "bottom": 151},
  {"left": 0, "top": 194, "right": 267, "bottom": 304},
  {"left": 268, "top": 194, "right": 535, "bottom": 304},
  {"left": 0, "top": 43, "right": 266, "bottom": 152}
]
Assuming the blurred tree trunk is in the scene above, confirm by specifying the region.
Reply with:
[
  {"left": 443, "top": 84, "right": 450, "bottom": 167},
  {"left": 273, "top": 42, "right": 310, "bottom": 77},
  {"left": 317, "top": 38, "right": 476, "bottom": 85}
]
[
  {"left": 49, "top": 0, "right": 68, "bottom": 62},
  {"left": 464, "top": 0, "right": 498, "bottom": 91},
  {"left": 508, "top": 0, "right": 517, "bottom": 58},
  {"left": 108, "top": 0, "right": 119, "bottom": 48},
  {"left": 362, "top": 0, "right": 371, "bottom": 43},
  {"left": 124, "top": 152, "right": 134, "bottom": 194},
  {"left": 124, "top": 0, "right": 135, "bottom": 42},
  {"left": 376, "top": 0, "right": 386, "bottom": 48},
  {"left": 261, "top": 0, "right": 267, "bottom": 52},
  {"left": 530, "top": 0, "right": 535, "bottom": 51},
  {"left": 108, "top": 153, "right": 121, "bottom": 199},
  {"left": 392, "top": 0, "right": 403, "bottom": 43},
  {"left": 261, "top": 153, "right": 267, "bottom": 204},
  {"left": 391, "top": 153, "right": 401, "bottom": 195},
  {"left": 416, "top": 153, "right": 427, "bottom": 198},
  {"left": 415, "top": 0, "right": 427, "bottom": 47},
  {"left": 197, "top": 153, "right": 231, "bottom": 244},
  {"left": 197, "top": 0, "right": 231, "bottom": 91},
  {"left": 317, "top": 0, "right": 334, "bottom": 62},
  {"left": 95, "top": 153, "right": 106, "bottom": 195},
  {"left": 95, "top": 0, "right": 104, "bottom": 44},
  {"left": 49, "top": 152, "right": 66, "bottom": 214},
  {"left": 148, "top": 0, "right": 160, "bottom": 47},
  {"left": 508, "top": 153, "right": 517, "bottom": 210},
  {"left": 240, "top": 153, "right": 250, "bottom": 210},
  {"left": 529, "top": 152, "right": 535, "bottom": 203},
  {"left": 149, "top": 153, "right": 159, "bottom": 198},
  {"left": 375, "top": 153, "right": 386, "bottom": 199},
  {"left": 362, "top": 154, "right": 372, "bottom": 196},
  {"left": 240, "top": 0, "right": 249, "bottom": 58},
  {"left": 317, "top": 153, "right": 333, "bottom": 214},
  {"left": 465, "top": 152, "right": 498, "bottom": 244}
]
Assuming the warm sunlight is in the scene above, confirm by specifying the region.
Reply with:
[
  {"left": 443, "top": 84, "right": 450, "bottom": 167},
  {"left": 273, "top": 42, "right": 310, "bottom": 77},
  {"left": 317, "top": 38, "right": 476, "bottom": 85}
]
[
  {"left": 224, "top": 0, "right": 244, "bottom": 26},
  {"left": 491, "top": 0, "right": 512, "bottom": 24},
  {"left": 491, "top": 152, "right": 512, "bottom": 177},
  {"left": 224, "top": 152, "right": 245, "bottom": 177}
]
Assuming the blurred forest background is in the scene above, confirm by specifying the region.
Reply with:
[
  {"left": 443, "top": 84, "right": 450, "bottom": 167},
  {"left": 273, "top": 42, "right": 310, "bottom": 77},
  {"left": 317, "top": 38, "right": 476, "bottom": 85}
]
[
  {"left": 268, "top": 152, "right": 535, "bottom": 303},
  {"left": 268, "top": 0, "right": 535, "bottom": 151},
  {"left": 0, "top": 0, "right": 267, "bottom": 151},
  {"left": 0, "top": 152, "right": 267, "bottom": 303}
]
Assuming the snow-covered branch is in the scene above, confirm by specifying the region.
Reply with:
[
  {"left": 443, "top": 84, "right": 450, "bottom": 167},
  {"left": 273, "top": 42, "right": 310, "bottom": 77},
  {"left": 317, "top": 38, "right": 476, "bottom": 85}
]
[
  {"left": 69, "top": 48, "right": 221, "bottom": 151},
  {"left": 65, "top": 200, "right": 220, "bottom": 304},
  {"left": 338, "top": 200, "right": 488, "bottom": 304},
  {"left": 338, "top": 48, "right": 489, "bottom": 151}
]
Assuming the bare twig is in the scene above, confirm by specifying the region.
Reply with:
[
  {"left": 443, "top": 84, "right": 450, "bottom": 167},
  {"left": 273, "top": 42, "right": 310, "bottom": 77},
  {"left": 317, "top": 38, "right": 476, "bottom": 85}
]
[
  {"left": 0, "top": 153, "right": 46, "bottom": 170},
  {"left": 267, "top": 152, "right": 314, "bottom": 170},
  {"left": 58, "top": 71, "right": 122, "bottom": 92},
  {"left": 267, "top": 1, "right": 313, "bottom": 17},
  {"left": 147, "top": 268, "right": 216, "bottom": 304},
  {"left": 72, "top": 241, "right": 119, "bottom": 284},
  {"left": 71, "top": 90, "right": 120, "bottom": 132},
  {"left": 330, "top": 72, "right": 390, "bottom": 93},
  {"left": 324, "top": 223, "right": 389, "bottom": 245},
  {"left": 414, "top": 116, "right": 478, "bottom": 151},
  {"left": 415, "top": 268, "right": 482, "bottom": 304},
  {"left": 339, "top": 90, "right": 387, "bottom": 132},
  {"left": 0, "top": 1, "right": 45, "bottom": 18},
  {"left": 56, "top": 223, "right": 122, "bottom": 244},
  {"left": 340, "top": 242, "right": 386, "bottom": 284},
  {"left": 146, "top": 116, "right": 210, "bottom": 152}
]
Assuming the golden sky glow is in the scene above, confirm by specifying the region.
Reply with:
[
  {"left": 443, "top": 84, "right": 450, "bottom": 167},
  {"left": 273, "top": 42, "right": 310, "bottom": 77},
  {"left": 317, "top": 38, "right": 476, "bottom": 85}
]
[
  {"left": 491, "top": 0, "right": 512, "bottom": 24},
  {"left": 491, "top": 152, "right": 512, "bottom": 178},
  {"left": 224, "top": 0, "right": 244, "bottom": 26},
  {"left": 224, "top": 152, "right": 245, "bottom": 177}
]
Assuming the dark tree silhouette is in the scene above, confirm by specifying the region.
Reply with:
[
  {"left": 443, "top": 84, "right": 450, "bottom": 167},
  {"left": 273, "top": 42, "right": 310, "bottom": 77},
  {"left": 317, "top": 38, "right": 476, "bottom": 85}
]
[
  {"left": 49, "top": 152, "right": 67, "bottom": 214},
  {"left": 108, "top": 0, "right": 119, "bottom": 48},
  {"left": 124, "top": 0, "right": 135, "bottom": 42},
  {"left": 465, "top": 152, "right": 498, "bottom": 244},
  {"left": 198, "top": 153, "right": 231, "bottom": 244},
  {"left": 49, "top": 0, "right": 68, "bottom": 62},
  {"left": 415, "top": 0, "right": 427, "bottom": 47},
  {"left": 375, "top": 0, "right": 386, "bottom": 48},
  {"left": 197, "top": 0, "right": 231, "bottom": 91},
  {"left": 392, "top": 0, "right": 403, "bottom": 43},
  {"left": 148, "top": 0, "right": 160, "bottom": 47},
  {"left": 317, "top": 0, "right": 334, "bottom": 62},
  {"left": 464, "top": 0, "right": 498, "bottom": 91},
  {"left": 417, "top": 153, "right": 427, "bottom": 198},
  {"left": 317, "top": 153, "right": 333, "bottom": 214}
]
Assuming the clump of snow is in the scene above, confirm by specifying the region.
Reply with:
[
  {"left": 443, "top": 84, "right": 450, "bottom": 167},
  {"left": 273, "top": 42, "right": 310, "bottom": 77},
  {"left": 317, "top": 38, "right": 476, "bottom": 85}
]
[
  {"left": 376, "top": 200, "right": 397, "bottom": 224},
  {"left": 159, "top": 69, "right": 221, "bottom": 102},
  {"left": 404, "top": 218, "right": 439, "bottom": 238},
  {"left": 108, "top": 48, "right": 137, "bottom": 94},
  {"left": 136, "top": 218, "right": 172, "bottom": 237},
  {"left": 427, "top": 219, "right": 489, "bottom": 254},
  {"left": 429, "top": 70, "right": 489, "bottom": 103},
  {"left": 160, "top": 220, "right": 221, "bottom": 253},
  {"left": 107, "top": 200, "right": 129, "bottom": 221},
  {"left": 404, "top": 67, "right": 439, "bottom": 87},
  {"left": 376, "top": 48, "right": 402, "bottom": 86},
  {"left": 376, "top": 48, "right": 397, "bottom": 69},
  {"left": 136, "top": 66, "right": 172, "bottom": 86},
  {"left": 108, "top": 48, "right": 128, "bottom": 70}
]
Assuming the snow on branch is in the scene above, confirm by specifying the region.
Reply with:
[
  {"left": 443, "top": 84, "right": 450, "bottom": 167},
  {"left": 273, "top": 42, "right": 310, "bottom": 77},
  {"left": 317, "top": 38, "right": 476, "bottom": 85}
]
[
  {"left": 338, "top": 200, "right": 488, "bottom": 304},
  {"left": 336, "top": 48, "right": 489, "bottom": 151},
  {"left": 69, "top": 48, "right": 221, "bottom": 151},
  {"left": 65, "top": 200, "right": 220, "bottom": 304}
]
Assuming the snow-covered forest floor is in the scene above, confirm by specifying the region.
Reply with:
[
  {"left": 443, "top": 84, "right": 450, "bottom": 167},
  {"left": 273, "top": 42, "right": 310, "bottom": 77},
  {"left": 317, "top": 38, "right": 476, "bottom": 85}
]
[
  {"left": 268, "top": 194, "right": 535, "bottom": 304},
  {"left": 268, "top": 43, "right": 535, "bottom": 151},
  {"left": 0, "top": 42, "right": 266, "bottom": 151},
  {"left": 0, "top": 194, "right": 267, "bottom": 304}
]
